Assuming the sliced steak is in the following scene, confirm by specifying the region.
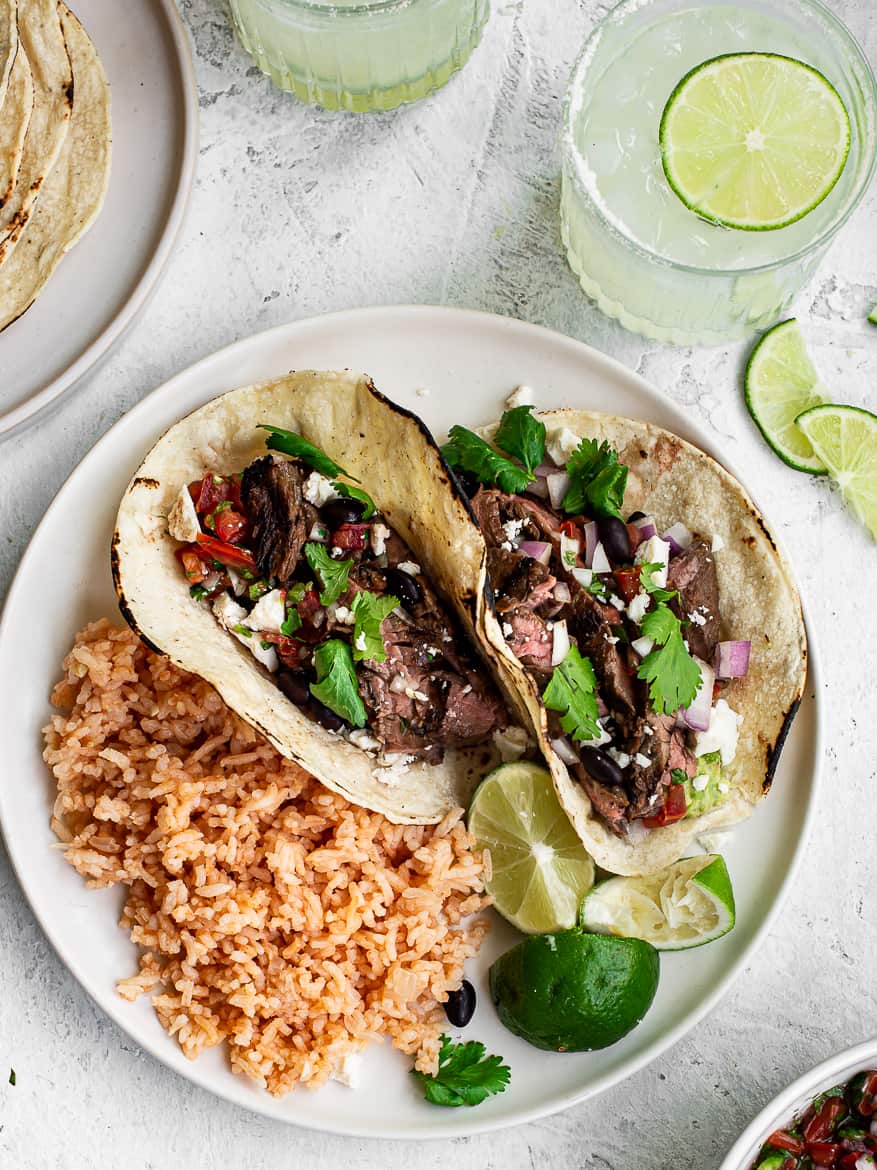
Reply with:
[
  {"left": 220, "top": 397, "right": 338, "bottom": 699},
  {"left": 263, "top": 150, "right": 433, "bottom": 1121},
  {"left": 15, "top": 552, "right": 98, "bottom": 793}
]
[
  {"left": 488, "top": 548, "right": 554, "bottom": 610},
  {"left": 439, "top": 672, "right": 506, "bottom": 746},
  {"left": 573, "top": 764, "right": 629, "bottom": 835},
  {"left": 241, "top": 455, "right": 316, "bottom": 584},
  {"left": 504, "top": 608, "right": 553, "bottom": 676},
  {"left": 471, "top": 488, "right": 560, "bottom": 549},
  {"left": 569, "top": 588, "right": 638, "bottom": 718},
  {"left": 667, "top": 539, "right": 721, "bottom": 660},
  {"left": 624, "top": 712, "right": 674, "bottom": 818}
]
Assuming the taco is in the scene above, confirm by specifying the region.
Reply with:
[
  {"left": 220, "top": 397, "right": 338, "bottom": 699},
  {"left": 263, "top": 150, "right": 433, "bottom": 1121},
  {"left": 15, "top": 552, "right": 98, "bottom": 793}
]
[
  {"left": 113, "top": 371, "right": 525, "bottom": 825},
  {"left": 442, "top": 401, "right": 807, "bottom": 875}
]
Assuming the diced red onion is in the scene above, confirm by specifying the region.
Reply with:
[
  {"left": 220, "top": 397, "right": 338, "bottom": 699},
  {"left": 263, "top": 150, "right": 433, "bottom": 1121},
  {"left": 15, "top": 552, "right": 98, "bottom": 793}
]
[
  {"left": 533, "top": 460, "right": 558, "bottom": 476},
  {"left": 715, "top": 640, "right": 751, "bottom": 679},
  {"left": 553, "top": 581, "right": 571, "bottom": 603},
  {"left": 681, "top": 657, "right": 714, "bottom": 732},
  {"left": 870, "top": 1118, "right": 877, "bottom": 1137},
  {"left": 526, "top": 476, "right": 550, "bottom": 499},
  {"left": 662, "top": 522, "right": 693, "bottom": 556},
  {"left": 546, "top": 470, "right": 570, "bottom": 509},
  {"left": 551, "top": 619, "right": 571, "bottom": 667},
  {"left": 591, "top": 541, "right": 611, "bottom": 574},
  {"left": 583, "top": 520, "right": 599, "bottom": 567},
  {"left": 550, "top": 736, "right": 580, "bottom": 766},
  {"left": 519, "top": 540, "right": 552, "bottom": 565},
  {"left": 632, "top": 514, "right": 657, "bottom": 540}
]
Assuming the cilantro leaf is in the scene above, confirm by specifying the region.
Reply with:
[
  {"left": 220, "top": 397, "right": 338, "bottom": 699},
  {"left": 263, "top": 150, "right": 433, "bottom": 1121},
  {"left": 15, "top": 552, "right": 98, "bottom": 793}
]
[
  {"left": 562, "top": 438, "right": 628, "bottom": 520},
  {"left": 332, "top": 481, "right": 376, "bottom": 519},
  {"left": 280, "top": 606, "right": 302, "bottom": 637},
  {"left": 411, "top": 1035, "right": 510, "bottom": 1108},
  {"left": 305, "top": 543, "right": 353, "bottom": 606},
  {"left": 350, "top": 590, "right": 399, "bottom": 662},
  {"left": 494, "top": 405, "right": 546, "bottom": 476},
  {"left": 442, "top": 426, "right": 533, "bottom": 494},
  {"left": 8, "top": 1069, "right": 15, "bottom": 1086},
  {"left": 259, "top": 425, "right": 358, "bottom": 481},
  {"left": 638, "top": 562, "right": 677, "bottom": 604},
  {"left": 636, "top": 603, "right": 701, "bottom": 714},
  {"left": 542, "top": 644, "right": 601, "bottom": 742},
  {"left": 309, "top": 640, "right": 367, "bottom": 727},
  {"left": 670, "top": 768, "right": 689, "bottom": 785}
]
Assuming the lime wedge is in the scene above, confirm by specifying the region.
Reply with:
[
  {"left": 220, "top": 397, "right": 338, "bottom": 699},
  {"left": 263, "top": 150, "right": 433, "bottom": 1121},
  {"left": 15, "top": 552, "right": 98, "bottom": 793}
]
[
  {"left": 868, "top": 304, "right": 877, "bottom": 326},
  {"left": 468, "top": 761, "right": 595, "bottom": 934},
  {"left": 579, "top": 854, "right": 735, "bottom": 951},
  {"left": 660, "top": 52, "right": 850, "bottom": 231},
  {"left": 796, "top": 403, "right": 877, "bottom": 540},
  {"left": 745, "top": 318, "right": 828, "bottom": 473}
]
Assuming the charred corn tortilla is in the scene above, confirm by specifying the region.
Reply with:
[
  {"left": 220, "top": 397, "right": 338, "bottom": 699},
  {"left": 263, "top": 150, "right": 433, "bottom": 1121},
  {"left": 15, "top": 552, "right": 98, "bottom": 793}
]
[
  {"left": 113, "top": 371, "right": 504, "bottom": 826},
  {"left": 0, "top": 46, "right": 34, "bottom": 209},
  {"left": 471, "top": 410, "right": 807, "bottom": 876},
  {"left": 0, "top": 4, "right": 111, "bottom": 331}
]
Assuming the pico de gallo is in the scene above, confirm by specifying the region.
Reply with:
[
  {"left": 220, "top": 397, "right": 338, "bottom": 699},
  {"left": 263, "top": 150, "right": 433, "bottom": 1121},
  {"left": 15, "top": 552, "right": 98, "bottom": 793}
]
[{"left": 751, "top": 1070, "right": 877, "bottom": 1170}]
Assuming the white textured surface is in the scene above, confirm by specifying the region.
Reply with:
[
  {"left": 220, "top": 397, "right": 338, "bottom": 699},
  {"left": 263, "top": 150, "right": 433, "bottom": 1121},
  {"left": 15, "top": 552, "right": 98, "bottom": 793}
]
[{"left": 0, "top": 1, "right": 875, "bottom": 1165}]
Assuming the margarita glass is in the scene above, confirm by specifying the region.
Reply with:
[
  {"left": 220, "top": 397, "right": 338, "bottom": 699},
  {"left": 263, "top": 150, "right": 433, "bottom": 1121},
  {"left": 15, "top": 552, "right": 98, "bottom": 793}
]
[
  {"left": 561, "top": 0, "right": 877, "bottom": 345},
  {"left": 229, "top": 0, "right": 489, "bottom": 111}
]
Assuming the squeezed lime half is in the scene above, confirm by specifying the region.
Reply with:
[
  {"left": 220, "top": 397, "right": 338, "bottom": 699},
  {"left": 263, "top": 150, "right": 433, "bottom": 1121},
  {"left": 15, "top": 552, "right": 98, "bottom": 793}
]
[{"left": 796, "top": 403, "right": 877, "bottom": 540}]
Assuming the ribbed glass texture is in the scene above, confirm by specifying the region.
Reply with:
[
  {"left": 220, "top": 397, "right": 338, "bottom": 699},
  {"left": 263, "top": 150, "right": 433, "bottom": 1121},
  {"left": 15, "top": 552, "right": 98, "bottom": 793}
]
[{"left": 229, "top": 0, "right": 489, "bottom": 111}]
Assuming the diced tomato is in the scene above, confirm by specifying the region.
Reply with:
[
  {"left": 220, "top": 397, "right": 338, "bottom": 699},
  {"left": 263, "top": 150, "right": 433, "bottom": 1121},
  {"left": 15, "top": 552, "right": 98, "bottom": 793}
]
[
  {"left": 292, "top": 588, "right": 327, "bottom": 643},
  {"left": 806, "top": 1142, "right": 840, "bottom": 1166},
  {"left": 179, "top": 548, "right": 210, "bottom": 584},
  {"left": 855, "top": 1073, "right": 877, "bottom": 1117},
  {"left": 332, "top": 523, "right": 370, "bottom": 551},
  {"left": 642, "top": 782, "right": 687, "bottom": 828},
  {"left": 613, "top": 566, "right": 641, "bottom": 604},
  {"left": 839, "top": 1153, "right": 869, "bottom": 1170},
  {"left": 195, "top": 532, "right": 257, "bottom": 574},
  {"left": 767, "top": 1132, "right": 806, "bottom": 1155},
  {"left": 559, "top": 519, "right": 581, "bottom": 540},
  {"left": 191, "top": 473, "right": 243, "bottom": 516},
  {"left": 626, "top": 523, "right": 643, "bottom": 552},
  {"left": 804, "top": 1098, "right": 846, "bottom": 1144},
  {"left": 214, "top": 507, "right": 249, "bottom": 545},
  {"left": 261, "top": 632, "right": 307, "bottom": 667}
]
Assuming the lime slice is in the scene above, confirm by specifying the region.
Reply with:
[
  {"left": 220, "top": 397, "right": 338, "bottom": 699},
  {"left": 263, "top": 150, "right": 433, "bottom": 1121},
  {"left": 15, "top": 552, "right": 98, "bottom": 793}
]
[
  {"left": 660, "top": 52, "right": 850, "bottom": 231},
  {"left": 580, "top": 854, "right": 735, "bottom": 951},
  {"left": 796, "top": 404, "right": 877, "bottom": 539},
  {"left": 745, "top": 318, "right": 828, "bottom": 473},
  {"left": 489, "top": 930, "right": 659, "bottom": 1051},
  {"left": 468, "top": 761, "right": 595, "bottom": 934}
]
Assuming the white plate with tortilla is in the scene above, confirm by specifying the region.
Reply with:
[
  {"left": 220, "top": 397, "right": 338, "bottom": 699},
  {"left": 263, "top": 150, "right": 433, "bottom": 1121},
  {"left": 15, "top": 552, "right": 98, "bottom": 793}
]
[
  {"left": 0, "top": 0, "right": 197, "bottom": 436},
  {"left": 0, "top": 307, "right": 822, "bottom": 1137}
]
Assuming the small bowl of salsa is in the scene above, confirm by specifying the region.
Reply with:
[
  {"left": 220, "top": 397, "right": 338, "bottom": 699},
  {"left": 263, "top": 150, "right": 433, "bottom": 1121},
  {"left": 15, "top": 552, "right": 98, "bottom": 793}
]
[{"left": 721, "top": 1041, "right": 877, "bottom": 1170}]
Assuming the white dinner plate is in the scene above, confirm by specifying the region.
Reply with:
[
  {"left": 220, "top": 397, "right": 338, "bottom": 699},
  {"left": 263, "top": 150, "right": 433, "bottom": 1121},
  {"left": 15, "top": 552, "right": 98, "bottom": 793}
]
[
  {"left": 0, "top": 307, "right": 821, "bottom": 1138},
  {"left": 0, "top": 0, "right": 198, "bottom": 436}
]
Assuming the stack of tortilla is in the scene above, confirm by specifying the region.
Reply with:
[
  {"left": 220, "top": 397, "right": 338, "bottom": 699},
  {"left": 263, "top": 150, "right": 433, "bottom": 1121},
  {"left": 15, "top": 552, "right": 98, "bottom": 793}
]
[{"left": 0, "top": 0, "right": 110, "bottom": 333}]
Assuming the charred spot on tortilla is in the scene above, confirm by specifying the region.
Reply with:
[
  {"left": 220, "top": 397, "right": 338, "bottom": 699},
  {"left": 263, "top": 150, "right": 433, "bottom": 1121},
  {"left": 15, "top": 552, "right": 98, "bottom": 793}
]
[
  {"left": 132, "top": 477, "right": 160, "bottom": 489},
  {"left": 763, "top": 697, "right": 801, "bottom": 793}
]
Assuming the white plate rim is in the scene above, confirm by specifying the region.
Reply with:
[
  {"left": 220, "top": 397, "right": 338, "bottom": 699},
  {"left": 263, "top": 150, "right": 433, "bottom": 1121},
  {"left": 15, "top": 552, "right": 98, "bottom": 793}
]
[
  {"left": 719, "top": 1037, "right": 877, "bottom": 1169},
  {"left": 0, "top": 0, "right": 200, "bottom": 437},
  {"left": 0, "top": 306, "right": 824, "bottom": 1138}
]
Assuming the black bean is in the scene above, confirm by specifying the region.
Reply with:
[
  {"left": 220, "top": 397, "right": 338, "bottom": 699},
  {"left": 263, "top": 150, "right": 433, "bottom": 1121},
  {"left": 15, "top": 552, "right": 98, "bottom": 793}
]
[
  {"left": 579, "top": 746, "right": 626, "bottom": 789},
  {"left": 384, "top": 566, "right": 421, "bottom": 609},
  {"left": 627, "top": 510, "right": 646, "bottom": 523},
  {"left": 598, "top": 516, "right": 632, "bottom": 565},
  {"left": 321, "top": 498, "right": 366, "bottom": 528},
  {"left": 443, "top": 980, "right": 476, "bottom": 1027},
  {"left": 276, "top": 670, "right": 311, "bottom": 707},
  {"left": 309, "top": 697, "right": 347, "bottom": 733},
  {"left": 454, "top": 470, "right": 480, "bottom": 499}
]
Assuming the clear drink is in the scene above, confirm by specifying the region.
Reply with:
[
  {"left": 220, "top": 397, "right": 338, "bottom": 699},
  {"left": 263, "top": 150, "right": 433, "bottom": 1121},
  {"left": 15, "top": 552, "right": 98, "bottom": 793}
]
[
  {"left": 561, "top": 0, "right": 877, "bottom": 344},
  {"left": 229, "top": 0, "right": 489, "bottom": 112}
]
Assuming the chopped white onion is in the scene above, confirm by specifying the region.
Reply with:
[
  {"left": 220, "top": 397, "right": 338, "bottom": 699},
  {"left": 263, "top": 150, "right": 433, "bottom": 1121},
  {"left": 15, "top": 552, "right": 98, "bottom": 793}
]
[
  {"left": 681, "top": 657, "right": 714, "bottom": 732},
  {"left": 571, "top": 566, "right": 593, "bottom": 588},
  {"left": 553, "top": 581, "right": 571, "bottom": 603},
  {"left": 559, "top": 531, "right": 580, "bottom": 569},
  {"left": 662, "top": 522, "right": 693, "bottom": 555},
  {"left": 583, "top": 520, "right": 599, "bottom": 567},
  {"left": 551, "top": 619, "right": 571, "bottom": 667},
  {"left": 546, "top": 471, "right": 570, "bottom": 509},
  {"left": 591, "top": 542, "right": 611, "bottom": 574},
  {"left": 550, "top": 736, "right": 580, "bottom": 766},
  {"left": 715, "top": 640, "right": 751, "bottom": 679},
  {"left": 631, "top": 635, "right": 654, "bottom": 658},
  {"left": 519, "top": 540, "right": 552, "bottom": 565}
]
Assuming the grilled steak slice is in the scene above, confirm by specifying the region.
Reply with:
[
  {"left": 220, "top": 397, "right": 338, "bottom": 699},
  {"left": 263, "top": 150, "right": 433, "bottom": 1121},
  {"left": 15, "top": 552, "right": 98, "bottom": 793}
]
[
  {"left": 504, "top": 608, "right": 553, "bottom": 676},
  {"left": 471, "top": 488, "right": 560, "bottom": 549},
  {"left": 439, "top": 671, "right": 506, "bottom": 746},
  {"left": 667, "top": 540, "right": 721, "bottom": 661},
  {"left": 241, "top": 455, "right": 316, "bottom": 584},
  {"left": 624, "top": 712, "right": 674, "bottom": 818},
  {"left": 488, "top": 548, "right": 556, "bottom": 610},
  {"left": 569, "top": 588, "right": 638, "bottom": 718},
  {"left": 573, "top": 763, "right": 629, "bottom": 835}
]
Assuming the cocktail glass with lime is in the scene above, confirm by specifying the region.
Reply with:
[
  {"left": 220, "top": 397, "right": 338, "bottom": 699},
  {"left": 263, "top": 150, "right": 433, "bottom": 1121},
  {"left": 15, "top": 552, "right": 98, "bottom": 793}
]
[{"left": 561, "top": 0, "right": 877, "bottom": 344}]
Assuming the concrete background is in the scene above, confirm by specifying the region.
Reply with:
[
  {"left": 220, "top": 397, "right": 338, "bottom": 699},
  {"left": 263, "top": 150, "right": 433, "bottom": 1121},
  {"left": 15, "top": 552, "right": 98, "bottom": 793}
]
[{"left": 1, "top": 0, "right": 875, "bottom": 1165}]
